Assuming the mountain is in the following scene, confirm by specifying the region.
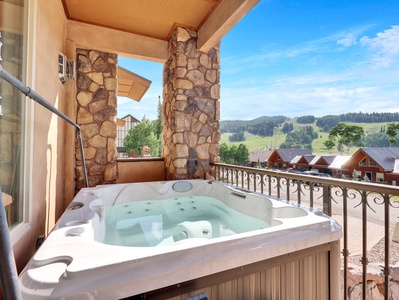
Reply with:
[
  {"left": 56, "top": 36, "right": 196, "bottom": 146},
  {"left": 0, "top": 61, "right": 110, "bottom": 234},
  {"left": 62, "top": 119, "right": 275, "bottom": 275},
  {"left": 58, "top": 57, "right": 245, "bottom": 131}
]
[{"left": 220, "top": 112, "right": 399, "bottom": 155}]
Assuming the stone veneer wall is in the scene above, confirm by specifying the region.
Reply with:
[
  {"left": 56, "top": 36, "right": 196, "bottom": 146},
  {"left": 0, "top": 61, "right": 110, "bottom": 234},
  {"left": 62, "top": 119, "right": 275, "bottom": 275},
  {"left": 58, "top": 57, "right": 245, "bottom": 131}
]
[
  {"left": 163, "top": 27, "right": 221, "bottom": 180},
  {"left": 75, "top": 49, "right": 118, "bottom": 191},
  {"left": 344, "top": 262, "right": 399, "bottom": 299}
]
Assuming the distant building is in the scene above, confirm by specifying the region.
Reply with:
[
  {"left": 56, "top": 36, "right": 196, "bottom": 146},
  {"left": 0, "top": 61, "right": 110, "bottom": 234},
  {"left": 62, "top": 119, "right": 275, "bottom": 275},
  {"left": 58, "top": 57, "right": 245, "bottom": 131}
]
[
  {"left": 327, "top": 156, "right": 351, "bottom": 177},
  {"left": 117, "top": 114, "right": 140, "bottom": 157},
  {"left": 267, "top": 146, "right": 399, "bottom": 184},
  {"left": 249, "top": 149, "right": 273, "bottom": 167},
  {"left": 267, "top": 148, "right": 312, "bottom": 170},
  {"left": 341, "top": 147, "right": 399, "bottom": 184},
  {"left": 291, "top": 155, "right": 316, "bottom": 172}
]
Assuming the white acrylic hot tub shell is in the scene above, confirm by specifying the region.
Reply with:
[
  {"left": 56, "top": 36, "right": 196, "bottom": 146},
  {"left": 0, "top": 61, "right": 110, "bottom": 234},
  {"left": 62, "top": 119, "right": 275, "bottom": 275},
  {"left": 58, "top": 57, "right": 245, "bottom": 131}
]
[{"left": 19, "top": 180, "right": 341, "bottom": 300}]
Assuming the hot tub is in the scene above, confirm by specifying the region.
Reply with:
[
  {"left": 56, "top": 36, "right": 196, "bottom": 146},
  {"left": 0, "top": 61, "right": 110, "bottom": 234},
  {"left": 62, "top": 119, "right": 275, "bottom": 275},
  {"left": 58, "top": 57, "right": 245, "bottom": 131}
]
[{"left": 19, "top": 180, "right": 341, "bottom": 299}]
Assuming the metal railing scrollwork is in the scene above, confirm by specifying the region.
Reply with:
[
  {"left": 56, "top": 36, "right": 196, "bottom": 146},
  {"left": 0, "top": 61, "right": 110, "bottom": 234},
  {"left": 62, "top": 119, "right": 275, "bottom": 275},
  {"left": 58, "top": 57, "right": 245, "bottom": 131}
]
[{"left": 211, "top": 162, "right": 399, "bottom": 300}]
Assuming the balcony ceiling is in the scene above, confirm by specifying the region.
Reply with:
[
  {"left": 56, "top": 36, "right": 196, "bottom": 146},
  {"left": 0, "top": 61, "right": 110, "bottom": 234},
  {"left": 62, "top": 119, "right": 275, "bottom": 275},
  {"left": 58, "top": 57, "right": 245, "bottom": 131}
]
[
  {"left": 63, "top": 0, "right": 222, "bottom": 41},
  {"left": 63, "top": 0, "right": 260, "bottom": 61}
]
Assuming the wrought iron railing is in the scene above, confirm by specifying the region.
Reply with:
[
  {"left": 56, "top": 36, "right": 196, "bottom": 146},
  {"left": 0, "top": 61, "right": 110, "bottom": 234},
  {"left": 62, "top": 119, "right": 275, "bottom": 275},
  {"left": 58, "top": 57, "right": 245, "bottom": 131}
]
[{"left": 211, "top": 162, "right": 399, "bottom": 300}]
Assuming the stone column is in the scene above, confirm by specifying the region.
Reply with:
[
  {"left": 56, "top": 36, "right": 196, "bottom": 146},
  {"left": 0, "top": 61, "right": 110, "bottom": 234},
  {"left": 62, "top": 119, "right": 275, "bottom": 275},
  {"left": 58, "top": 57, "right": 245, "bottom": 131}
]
[
  {"left": 75, "top": 49, "right": 118, "bottom": 190},
  {"left": 163, "top": 27, "right": 221, "bottom": 180}
]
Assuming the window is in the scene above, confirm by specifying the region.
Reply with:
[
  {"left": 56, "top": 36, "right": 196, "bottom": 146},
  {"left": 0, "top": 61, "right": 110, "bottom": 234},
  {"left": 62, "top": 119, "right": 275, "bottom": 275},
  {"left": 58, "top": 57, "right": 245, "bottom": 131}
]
[
  {"left": 359, "top": 157, "right": 367, "bottom": 166},
  {"left": 1, "top": 0, "right": 27, "bottom": 230},
  {"left": 369, "top": 159, "right": 377, "bottom": 167},
  {"left": 376, "top": 172, "right": 384, "bottom": 182},
  {"left": 117, "top": 115, "right": 139, "bottom": 158}
]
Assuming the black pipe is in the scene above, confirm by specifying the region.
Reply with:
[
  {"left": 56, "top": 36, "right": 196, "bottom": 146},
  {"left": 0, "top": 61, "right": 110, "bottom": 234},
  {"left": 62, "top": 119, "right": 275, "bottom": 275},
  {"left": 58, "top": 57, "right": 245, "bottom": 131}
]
[
  {"left": 0, "top": 65, "right": 89, "bottom": 187},
  {"left": 0, "top": 189, "right": 22, "bottom": 300}
]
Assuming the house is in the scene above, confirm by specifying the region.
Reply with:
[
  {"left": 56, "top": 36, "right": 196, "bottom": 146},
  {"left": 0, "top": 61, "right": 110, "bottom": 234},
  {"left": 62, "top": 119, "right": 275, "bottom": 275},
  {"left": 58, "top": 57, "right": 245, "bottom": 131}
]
[
  {"left": 116, "top": 114, "right": 141, "bottom": 157},
  {"left": 307, "top": 155, "right": 337, "bottom": 175},
  {"left": 267, "top": 148, "right": 312, "bottom": 170},
  {"left": 249, "top": 149, "right": 273, "bottom": 167},
  {"left": 328, "top": 155, "right": 351, "bottom": 177},
  {"left": 0, "top": 0, "right": 260, "bottom": 280},
  {"left": 341, "top": 147, "right": 399, "bottom": 184},
  {"left": 291, "top": 154, "right": 316, "bottom": 171}
]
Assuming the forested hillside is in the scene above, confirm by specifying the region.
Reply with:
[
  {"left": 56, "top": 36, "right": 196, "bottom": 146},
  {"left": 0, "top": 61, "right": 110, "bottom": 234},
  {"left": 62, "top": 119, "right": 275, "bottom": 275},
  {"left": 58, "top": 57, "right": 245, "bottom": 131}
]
[
  {"left": 316, "top": 112, "right": 399, "bottom": 131},
  {"left": 220, "top": 112, "right": 399, "bottom": 154},
  {"left": 220, "top": 116, "right": 287, "bottom": 136},
  {"left": 221, "top": 112, "right": 399, "bottom": 134}
]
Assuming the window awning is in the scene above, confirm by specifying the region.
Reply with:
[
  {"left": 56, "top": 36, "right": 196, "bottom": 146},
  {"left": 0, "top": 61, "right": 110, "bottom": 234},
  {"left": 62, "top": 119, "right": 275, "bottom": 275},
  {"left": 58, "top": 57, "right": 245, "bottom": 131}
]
[{"left": 117, "top": 66, "right": 152, "bottom": 102}]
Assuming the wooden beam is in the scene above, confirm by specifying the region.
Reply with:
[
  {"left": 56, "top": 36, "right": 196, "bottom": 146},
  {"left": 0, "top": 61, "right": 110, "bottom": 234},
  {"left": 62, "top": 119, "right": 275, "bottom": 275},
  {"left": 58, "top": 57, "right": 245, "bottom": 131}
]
[
  {"left": 198, "top": 0, "right": 260, "bottom": 52},
  {"left": 67, "top": 20, "right": 168, "bottom": 63}
]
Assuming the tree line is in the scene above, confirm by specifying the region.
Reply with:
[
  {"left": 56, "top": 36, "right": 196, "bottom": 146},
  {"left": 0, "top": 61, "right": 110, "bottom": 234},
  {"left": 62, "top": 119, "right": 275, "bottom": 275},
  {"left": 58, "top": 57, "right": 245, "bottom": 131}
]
[
  {"left": 124, "top": 99, "right": 163, "bottom": 157},
  {"left": 280, "top": 126, "right": 318, "bottom": 151},
  {"left": 316, "top": 112, "right": 399, "bottom": 131},
  {"left": 323, "top": 122, "right": 399, "bottom": 154},
  {"left": 220, "top": 115, "right": 287, "bottom": 136},
  {"left": 221, "top": 112, "right": 399, "bottom": 137},
  {"left": 219, "top": 143, "right": 250, "bottom": 165}
]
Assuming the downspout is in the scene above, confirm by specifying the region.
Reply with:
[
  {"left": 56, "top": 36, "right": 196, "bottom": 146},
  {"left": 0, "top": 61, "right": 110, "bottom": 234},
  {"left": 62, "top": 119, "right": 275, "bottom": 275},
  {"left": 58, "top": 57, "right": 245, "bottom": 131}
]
[{"left": 0, "top": 65, "right": 89, "bottom": 188}]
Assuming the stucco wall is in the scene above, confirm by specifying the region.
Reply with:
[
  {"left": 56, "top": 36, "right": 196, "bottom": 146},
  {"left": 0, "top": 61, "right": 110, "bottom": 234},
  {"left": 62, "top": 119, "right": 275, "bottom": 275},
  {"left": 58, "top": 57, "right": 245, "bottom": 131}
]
[
  {"left": 116, "top": 159, "right": 165, "bottom": 183},
  {"left": 12, "top": 0, "right": 72, "bottom": 272}
]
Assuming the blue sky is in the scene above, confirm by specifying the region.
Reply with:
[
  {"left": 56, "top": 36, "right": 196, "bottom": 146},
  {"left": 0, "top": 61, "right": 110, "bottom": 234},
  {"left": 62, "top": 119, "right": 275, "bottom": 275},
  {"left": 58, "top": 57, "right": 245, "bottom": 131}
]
[{"left": 117, "top": 0, "right": 399, "bottom": 121}]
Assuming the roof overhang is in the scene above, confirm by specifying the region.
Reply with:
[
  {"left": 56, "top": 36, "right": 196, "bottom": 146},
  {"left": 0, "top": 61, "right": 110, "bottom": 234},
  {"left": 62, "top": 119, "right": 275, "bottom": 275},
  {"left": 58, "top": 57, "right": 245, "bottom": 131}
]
[
  {"left": 63, "top": 0, "right": 260, "bottom": 62},
  {"left": 117, "top": 66, "right": 151, "bottom": 102}
]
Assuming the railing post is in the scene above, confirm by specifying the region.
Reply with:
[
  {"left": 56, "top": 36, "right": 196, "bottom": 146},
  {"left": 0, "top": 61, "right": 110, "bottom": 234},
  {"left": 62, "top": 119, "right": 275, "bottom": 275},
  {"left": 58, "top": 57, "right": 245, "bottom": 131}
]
[
  {"left": 322, "top": 184, "right": 332, "bottom": 216},
  {"left": 276, "top": 177, "right": 281, "bottom": 199},
  {"left": 260, "top": 174, "right": 264, "bottom": 194},
  {"left": 383, "top": 194, "right": 390, "bottom": 299},
  {"left": 361, "top": 190, "right": 368, "bottom": 300},
  {"left": 342, "top": 187, "right": 349, "bottom": 300},
  {"left": 296, "top": 180, "right": 302, "bottom": 204},
  {"left": 268, "top": 174, "right": 272, "bottom": 196}
]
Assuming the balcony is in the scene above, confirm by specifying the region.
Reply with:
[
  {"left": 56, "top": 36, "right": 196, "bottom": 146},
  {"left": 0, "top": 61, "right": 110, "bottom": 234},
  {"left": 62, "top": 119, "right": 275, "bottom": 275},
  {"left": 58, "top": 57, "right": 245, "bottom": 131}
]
[
  {"left": 210, "top": 162, "right": 399, "bottom": 300},
  {"left": 112, "top": 158, "right": 399, "bottom": 299}
]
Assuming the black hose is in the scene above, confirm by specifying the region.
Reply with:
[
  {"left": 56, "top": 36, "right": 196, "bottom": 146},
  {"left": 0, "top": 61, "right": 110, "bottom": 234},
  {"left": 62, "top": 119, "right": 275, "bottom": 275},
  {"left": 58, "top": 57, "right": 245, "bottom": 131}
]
[{"left": 0, "top": 189, "right": 22, "bottom": 299}]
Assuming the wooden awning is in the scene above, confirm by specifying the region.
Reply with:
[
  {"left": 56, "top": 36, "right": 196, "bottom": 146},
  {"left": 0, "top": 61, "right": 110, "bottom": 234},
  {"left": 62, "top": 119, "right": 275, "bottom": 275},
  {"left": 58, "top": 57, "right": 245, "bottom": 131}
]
[{"left": 117, "top": 66, "right": 152, "bottom": 102}]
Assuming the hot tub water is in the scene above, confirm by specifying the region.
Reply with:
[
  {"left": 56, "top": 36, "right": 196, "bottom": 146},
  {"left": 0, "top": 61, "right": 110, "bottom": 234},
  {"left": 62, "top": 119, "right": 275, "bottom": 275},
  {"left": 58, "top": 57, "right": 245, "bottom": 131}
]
[{"left": 103, "top": 195, "right": 270, "bottom": 247}]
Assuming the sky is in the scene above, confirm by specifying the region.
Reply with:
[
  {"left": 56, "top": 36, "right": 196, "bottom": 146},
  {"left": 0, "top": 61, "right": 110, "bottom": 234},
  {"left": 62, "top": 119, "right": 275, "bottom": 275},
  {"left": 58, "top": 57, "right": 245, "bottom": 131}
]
[{"left": 117, "top": 0, "right": 399, "bottom": 121}]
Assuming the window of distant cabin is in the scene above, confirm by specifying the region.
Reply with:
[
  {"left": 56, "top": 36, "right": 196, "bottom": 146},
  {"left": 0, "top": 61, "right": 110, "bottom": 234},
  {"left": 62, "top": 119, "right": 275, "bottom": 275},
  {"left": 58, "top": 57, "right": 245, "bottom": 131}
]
[
  {"left": 359, "top": 157, "right": 367, "bottom": 166},
  {"left": 376, "top": 172, "right": 384, "bottom": 182},
  {"left": 0, "top": 0, "right": 28, "bottom": 233},
  {"left": 369, "top": 159, "right": 377, "bottom": 167}
]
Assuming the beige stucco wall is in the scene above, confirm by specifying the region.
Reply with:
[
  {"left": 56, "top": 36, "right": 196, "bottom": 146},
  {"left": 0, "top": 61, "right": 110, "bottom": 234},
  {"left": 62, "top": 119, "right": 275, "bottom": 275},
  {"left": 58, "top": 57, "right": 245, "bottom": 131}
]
[
  {"left": 12, "top": 0, "right": 73, "bottom": 272},
  {"left": 116, "top": 159, "right": 165, "bottom": 183}
]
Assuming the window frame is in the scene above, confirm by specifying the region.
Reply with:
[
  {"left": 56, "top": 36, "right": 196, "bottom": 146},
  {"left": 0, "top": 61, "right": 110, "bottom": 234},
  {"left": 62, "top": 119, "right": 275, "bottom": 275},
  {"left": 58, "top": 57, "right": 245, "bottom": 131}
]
[
  {"left": 8, "top": 0, "right": 34, "bottom": 244},
  {"left": 359, "top": 157, "right": 367, "bottom": 166},
  {"left": 369, "top": 159, "right": 377, "bottom": 167}
]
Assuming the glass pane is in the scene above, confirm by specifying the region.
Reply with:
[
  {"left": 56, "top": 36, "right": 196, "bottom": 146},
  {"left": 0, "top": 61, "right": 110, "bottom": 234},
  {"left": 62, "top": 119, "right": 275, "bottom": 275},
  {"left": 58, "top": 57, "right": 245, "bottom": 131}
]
[
  {"left": 359, "top": 157, "right": 367, "bottom": 166},
  {"left": 0, "top": 0, "right": 26, "bottom": 229}
]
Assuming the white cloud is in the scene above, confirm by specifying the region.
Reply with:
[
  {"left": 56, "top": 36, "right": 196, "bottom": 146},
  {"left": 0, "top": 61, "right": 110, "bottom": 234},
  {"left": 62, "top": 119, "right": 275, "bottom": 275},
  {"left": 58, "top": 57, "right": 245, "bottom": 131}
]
[
  {"left": 220, "top": 68, "right": 399, "bottom": 120},
  {"left": 337, "top": 34, "right": 357, "bottom": 47},
  {"left": 360, "top": 25, "right": 399, "bottom": 67}
]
